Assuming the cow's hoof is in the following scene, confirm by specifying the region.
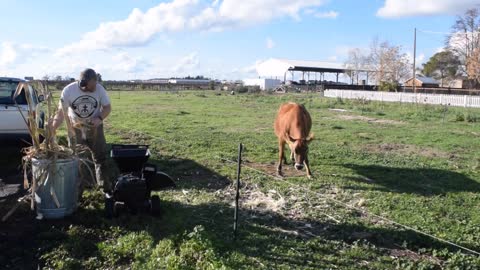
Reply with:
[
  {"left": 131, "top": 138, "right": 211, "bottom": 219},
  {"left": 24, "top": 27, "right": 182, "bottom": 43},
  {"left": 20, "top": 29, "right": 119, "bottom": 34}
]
[
  {"left": 277, "top": 171, "right": 284, "bottom": 178},
  {"left": 307, "top": 174, "right": 313, "bottom": 179}
]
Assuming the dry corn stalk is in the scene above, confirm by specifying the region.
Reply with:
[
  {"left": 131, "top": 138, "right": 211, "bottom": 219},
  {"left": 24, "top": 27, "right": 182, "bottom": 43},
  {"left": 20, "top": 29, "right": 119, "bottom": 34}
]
[{"left": 2, "top": 81, "right": 94, "bottom": 221}]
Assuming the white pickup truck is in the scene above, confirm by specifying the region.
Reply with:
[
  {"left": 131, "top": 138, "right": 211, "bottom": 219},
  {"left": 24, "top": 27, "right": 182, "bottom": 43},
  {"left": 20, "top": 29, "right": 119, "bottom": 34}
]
[{"left": 0, "top": 77, "right": 44, "bottom": 141}]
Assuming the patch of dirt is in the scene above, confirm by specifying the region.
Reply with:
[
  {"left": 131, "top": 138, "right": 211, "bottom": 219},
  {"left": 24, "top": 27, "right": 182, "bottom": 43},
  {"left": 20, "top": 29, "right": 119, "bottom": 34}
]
[
  {"left": 389, "top": 248, "right": 442, "bottom": 265},
  {"left": 244, "top": 161, "right": 309, "bottom": 178},
  {"left": 362, "top": 143, "right": 450, "bottom": 159},
  {"left": 337, "top": 114, "right": 404, "bottom": 125},
  {"left": 328, "top": 109, "right": 350, "bottom": 113}
]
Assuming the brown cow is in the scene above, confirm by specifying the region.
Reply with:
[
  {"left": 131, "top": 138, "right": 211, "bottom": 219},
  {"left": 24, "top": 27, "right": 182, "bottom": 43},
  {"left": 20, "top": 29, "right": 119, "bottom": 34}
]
[{"left": 274, "top": 102, "right": 314, "bottom": 178}]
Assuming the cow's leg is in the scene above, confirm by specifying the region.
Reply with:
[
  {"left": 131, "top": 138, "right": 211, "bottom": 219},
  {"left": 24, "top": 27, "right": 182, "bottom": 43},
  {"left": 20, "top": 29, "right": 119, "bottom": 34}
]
[
  {"left": 304, "top": 156, "right": 312, "bottom": 179},
  {"left": 277, "top": 140, "right": 285, "bottom": 177}
]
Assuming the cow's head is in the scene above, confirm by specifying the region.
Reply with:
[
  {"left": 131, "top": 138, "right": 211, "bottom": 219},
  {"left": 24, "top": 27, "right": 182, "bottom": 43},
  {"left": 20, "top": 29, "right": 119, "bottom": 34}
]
[{"left": 286, "top": 133, "right": 314, "bottom": 170}]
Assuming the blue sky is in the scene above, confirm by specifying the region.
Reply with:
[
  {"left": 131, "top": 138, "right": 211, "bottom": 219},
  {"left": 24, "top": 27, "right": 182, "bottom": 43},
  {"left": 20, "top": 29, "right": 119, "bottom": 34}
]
[{"left": 0, "top": 0, "right": 478, "bottom": 80}]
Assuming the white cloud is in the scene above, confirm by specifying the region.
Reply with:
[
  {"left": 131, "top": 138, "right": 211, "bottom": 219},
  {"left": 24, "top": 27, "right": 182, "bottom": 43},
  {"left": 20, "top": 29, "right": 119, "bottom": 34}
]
[
  {"left": 377, "top": 0, "right": 479, "bottom": 18},
  {"left": 304, "top": 8, "right": 317, "bottom": 15},
  {"left": 405, "top": 52, "right": 426, "bottom": 66},
  {"left": 244, "top": 60, "right": 264, "bottom": 74},
  {"left": 417, "top": 53, "right": 425, "bottom": 63},
  {"left": 314, "top": 11, "right": 339, "bottom": 19},
  {"left": 0, "top": 42, "right": 50, "bottom": 67},
  {"left": 266, "top": 37, "right": 276, "bottom": 49},
  {"left": 173, "top": 52, "right": 200, "bottom": 73},
  {"left": 57, "top": 0, "right": 327, "bottom": 55},
  {"left": 57, "top": 0, "right": 198, "bottom": 56},
  {"left": 327, "top": 55, "right": 338, "bottom": 61},
  {"left": 225, "top": 60, "right": 265, "bottom": 79},
  {"left": 304, "top": 8, "right": 339, "bottom": 18},
  {"left": 112, "top": 52, "right": 151, "bottom": 73},
  {"left": 335, "top": 45, "right": 355, "bottom": 58},
  {"left": 0, "top": 43, "right": 17, "bottom": 66}
]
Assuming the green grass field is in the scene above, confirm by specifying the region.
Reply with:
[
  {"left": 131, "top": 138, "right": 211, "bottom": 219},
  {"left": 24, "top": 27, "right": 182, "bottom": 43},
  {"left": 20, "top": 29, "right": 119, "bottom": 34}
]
[{"left": 2, "top": 90, "right": 480, "bottom": 269}]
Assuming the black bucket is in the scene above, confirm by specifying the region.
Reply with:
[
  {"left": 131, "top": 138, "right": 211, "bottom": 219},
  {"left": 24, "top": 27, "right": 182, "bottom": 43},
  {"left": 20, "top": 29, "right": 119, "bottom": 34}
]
[{"left": 111, "top": 144, "right": 150, "bottom": 173}]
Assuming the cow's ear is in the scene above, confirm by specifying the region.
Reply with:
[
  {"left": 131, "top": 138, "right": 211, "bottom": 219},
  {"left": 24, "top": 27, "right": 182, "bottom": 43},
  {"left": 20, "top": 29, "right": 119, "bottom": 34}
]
[{"left": 306, "top": 132, "right": 314, "bottom": 143}]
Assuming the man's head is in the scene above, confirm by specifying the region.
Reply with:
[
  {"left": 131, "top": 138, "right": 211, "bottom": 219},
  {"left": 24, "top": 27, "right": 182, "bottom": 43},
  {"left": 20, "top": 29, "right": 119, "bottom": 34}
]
[{"left": 79, "top": 68, "right": 97, "bottom": 92}]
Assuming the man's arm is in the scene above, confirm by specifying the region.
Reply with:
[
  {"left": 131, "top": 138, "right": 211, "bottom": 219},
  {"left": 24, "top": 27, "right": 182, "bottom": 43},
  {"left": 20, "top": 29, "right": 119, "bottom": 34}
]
[
  {"left": 99, "top": 104, "right": 111, "bottom": 120},
  {"left": 49, "top": 100, "right": 65, "bottom": 132},
  {"left": 92, "top": 104, "right": 111, "bottom": 127}
]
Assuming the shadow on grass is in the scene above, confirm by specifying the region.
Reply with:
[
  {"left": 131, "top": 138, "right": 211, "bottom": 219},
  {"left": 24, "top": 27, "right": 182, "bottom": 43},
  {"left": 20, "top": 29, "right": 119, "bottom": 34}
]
[
  {"left": 2, "top": 157, "right": 477, "bottom": 269},
  {"left": 10, "top": 197, "right": 473, "bottom": 269},
  {"left": 150, "top": 156, "right": 231, "bottom": 191},
  {"left": 343, "top": 164, "right": 480, "bottom": 196}
]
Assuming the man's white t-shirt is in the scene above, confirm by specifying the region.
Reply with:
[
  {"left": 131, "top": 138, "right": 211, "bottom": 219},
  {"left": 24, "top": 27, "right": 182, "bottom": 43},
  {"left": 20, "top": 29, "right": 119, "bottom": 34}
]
[{"left": 60, "top": 82, "right": 111, "bottom": 125}]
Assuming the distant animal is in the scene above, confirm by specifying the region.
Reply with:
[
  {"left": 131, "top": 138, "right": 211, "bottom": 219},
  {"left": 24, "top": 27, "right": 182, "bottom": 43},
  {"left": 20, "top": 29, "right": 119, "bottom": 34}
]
[{"left": 274, "top": 102, "right": 314, "bottom": 178}]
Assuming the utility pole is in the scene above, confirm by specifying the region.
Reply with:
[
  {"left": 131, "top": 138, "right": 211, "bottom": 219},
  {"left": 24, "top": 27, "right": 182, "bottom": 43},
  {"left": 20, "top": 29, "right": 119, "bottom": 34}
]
[{"left": 413, "top": 27, "right": 417, "bottom": 93}]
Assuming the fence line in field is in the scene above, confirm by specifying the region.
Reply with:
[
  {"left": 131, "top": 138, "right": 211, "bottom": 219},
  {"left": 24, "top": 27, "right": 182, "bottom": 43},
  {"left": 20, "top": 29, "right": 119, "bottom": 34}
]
[
  {"left": 149, "top": 136, "right": 480, "bottom": 257},
  {"left": 217, "top": 156, "right": 480, "bottom": 257},
  {"left": 324, "top": 89, "right": 480, "bottom": 108}
]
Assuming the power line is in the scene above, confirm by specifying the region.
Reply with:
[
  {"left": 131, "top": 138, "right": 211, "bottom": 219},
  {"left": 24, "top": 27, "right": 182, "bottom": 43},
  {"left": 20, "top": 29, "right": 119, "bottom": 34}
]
[{"left": 418, "top": 29, "right": 452, "bottom": 35}]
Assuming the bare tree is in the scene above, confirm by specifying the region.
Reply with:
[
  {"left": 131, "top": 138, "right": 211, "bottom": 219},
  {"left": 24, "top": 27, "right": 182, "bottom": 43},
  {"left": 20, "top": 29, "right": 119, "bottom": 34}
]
[
  {"left": 467, "top": 47, "right": 480, "bottom": 86},
  {"left": 344, "top": 48, "right": 367, "bottom": 84},
  {"left": 41, "top": 75, "right": 50, "bottom": 81},
  {"left": 367, "top": 38, "right": 411, "bottom": 86},
  {"left": 447, "top": 7, "right": 480, "bottom": 85}
]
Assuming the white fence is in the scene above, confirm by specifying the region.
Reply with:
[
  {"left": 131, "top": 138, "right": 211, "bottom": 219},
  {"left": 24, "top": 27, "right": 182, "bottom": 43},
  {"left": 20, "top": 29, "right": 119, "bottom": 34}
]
[{"left": 324, "top": 89, "right": 480, "bottom": 108}]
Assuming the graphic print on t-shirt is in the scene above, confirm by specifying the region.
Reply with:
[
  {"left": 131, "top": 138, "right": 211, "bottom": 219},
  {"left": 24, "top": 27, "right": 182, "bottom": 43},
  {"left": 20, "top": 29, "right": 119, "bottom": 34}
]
[{"left": 71, "top": 95, "right": 98, "bottom": 118}]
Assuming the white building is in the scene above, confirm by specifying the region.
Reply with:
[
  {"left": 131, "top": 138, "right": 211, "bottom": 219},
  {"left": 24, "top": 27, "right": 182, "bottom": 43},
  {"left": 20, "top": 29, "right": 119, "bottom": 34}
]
[
  {"left": 243, "top": 78, "right": 282, "bottom": 90},
  {"left": 168, "top": 79, "right": 211, "bottom": 85}
]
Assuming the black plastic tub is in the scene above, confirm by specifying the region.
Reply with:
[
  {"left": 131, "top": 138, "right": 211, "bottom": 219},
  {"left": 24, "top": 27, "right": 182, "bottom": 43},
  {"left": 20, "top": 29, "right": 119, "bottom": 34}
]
[{"left": 110, "top": 144, "right": 150, "bottom": 173}]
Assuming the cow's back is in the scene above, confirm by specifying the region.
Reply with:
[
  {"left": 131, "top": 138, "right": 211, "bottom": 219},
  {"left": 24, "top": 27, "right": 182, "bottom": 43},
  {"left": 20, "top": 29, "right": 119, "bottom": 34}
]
[{"left": 274, "top": 102, "right": 311, "bottom": 139}]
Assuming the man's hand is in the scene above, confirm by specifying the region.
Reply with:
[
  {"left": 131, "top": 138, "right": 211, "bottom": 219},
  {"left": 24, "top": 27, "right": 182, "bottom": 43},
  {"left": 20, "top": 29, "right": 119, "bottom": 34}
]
[{"left": 92, "top": 117, "right": 103, "bottom": 127}]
